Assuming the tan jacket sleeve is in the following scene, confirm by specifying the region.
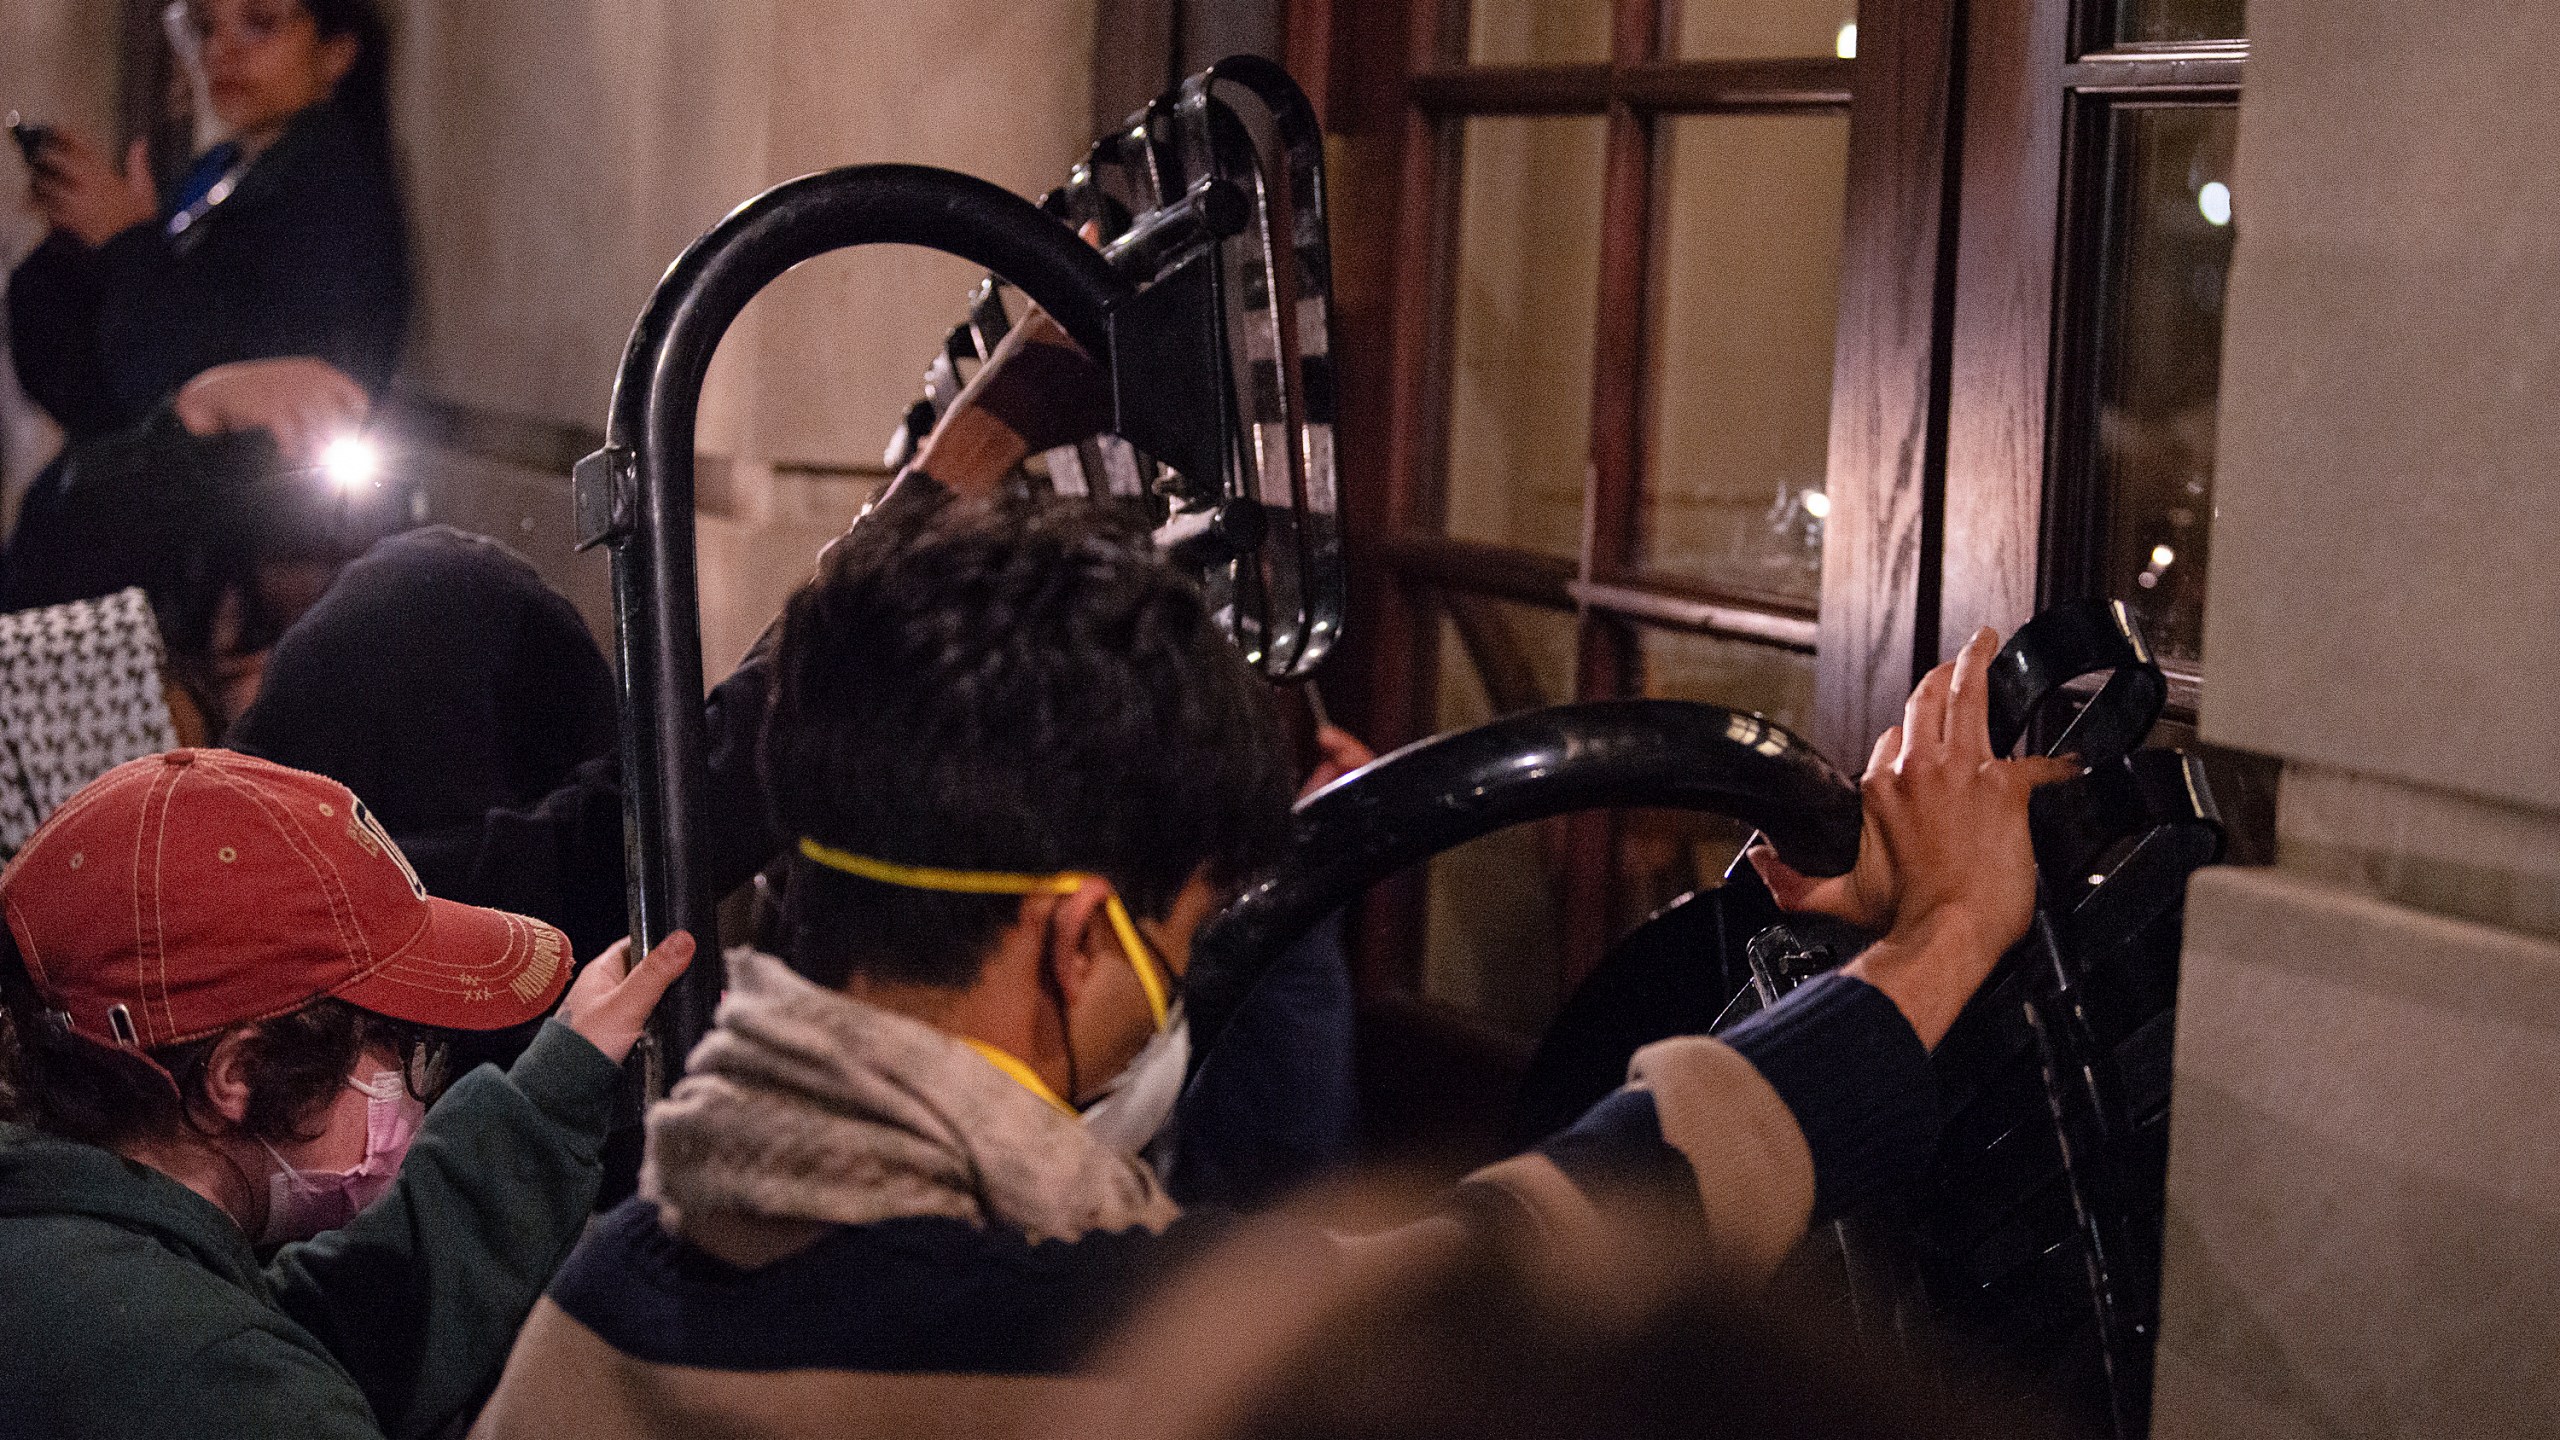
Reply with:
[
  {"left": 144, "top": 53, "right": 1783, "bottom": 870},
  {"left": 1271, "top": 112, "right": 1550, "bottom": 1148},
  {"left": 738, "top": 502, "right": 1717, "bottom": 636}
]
[{"left": 1460, "top": 1034, "right": 1815, "bottom": 1292}]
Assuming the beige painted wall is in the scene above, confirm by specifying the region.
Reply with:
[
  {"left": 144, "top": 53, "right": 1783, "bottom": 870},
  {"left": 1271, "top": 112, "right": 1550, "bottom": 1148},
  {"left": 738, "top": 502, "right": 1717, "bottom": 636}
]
[
  {"left": 0, "top": 0, "right": 123, "bottom": 528},
  {"left": 389, "top": 0, "right": 1099, "bottom": 672},
  {"left": 396, "top": 1, "right": 1095, "bottom": 460},
  {"left": 2157, "top": 0, "right": 2560, "bottom": 1431}
]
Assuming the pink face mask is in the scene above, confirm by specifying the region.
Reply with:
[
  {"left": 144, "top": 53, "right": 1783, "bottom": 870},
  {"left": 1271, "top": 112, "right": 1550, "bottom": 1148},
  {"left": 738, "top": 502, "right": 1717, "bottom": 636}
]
[{"left": 257, "top": 1070, "right": 425, "bottom": 1246}]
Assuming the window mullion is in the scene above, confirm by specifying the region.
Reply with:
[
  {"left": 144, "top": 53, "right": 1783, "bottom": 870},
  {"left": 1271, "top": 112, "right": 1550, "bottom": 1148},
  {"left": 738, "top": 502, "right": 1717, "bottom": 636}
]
[{"left": 1551, "top": 0, "right": 1665, "bottom": 989}]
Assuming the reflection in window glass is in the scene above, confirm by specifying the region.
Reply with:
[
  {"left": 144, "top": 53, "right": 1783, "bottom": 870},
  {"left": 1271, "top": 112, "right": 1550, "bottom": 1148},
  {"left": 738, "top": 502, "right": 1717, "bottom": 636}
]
[
  {"left": 1639, "top": 625, "right": 1815, "bottom": 735},
  {"left": 1620, "top": 626, "right": 1816, "bottom": 928},
  {"left": 1421, "top": 600, "right": 1581, "bottom": 1036},
  {"left": 1639, "top": 114, "right": 1848, "bottom": 605},
  {"left": 2115, "top": 0, "right": 2245, "bottom": 44},
  {"left": 1445, "top": 117, "right": 1606, "bottom": 561},
  {"left": 1669, "top": 0, "right": 1859, "bottom": 60},
  {"left": 2093, "top": 105, "right": 2237, "bottom": 666},
  {"left": 1467, "top": 0, "right": 1612, "bottom": 65}
]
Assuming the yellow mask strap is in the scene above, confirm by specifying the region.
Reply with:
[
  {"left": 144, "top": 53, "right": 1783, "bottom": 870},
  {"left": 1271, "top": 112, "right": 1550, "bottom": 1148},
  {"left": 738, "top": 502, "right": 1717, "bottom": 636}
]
[
  {"left": 797, "top": 838, "right": 1172, "bottom": 1029},
  {"left": 956, "top": 1038, "right": 1076, "bottom": 1117}
]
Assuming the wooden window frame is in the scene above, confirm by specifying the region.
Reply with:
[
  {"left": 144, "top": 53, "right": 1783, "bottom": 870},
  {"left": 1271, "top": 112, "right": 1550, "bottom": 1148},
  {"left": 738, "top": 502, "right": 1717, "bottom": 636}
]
[
  {"left": 1940, "top": 2, "right": 2245, "bottom": 710},
  {"left": 1290, "top": 0, "right": 1964, "bottom": 1013}
]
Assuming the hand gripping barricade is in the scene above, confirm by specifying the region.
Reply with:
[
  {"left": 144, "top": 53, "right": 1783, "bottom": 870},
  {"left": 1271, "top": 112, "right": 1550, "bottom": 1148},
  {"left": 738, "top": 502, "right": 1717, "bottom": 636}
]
[
  {"left": 885, "top": 55, "right": 1344, "bottom": 682},
  {"left": 584, "top": 51, "right": 2214, "bottom": 1440},
  {"left": 1191, "top": 601, "right": 2222, "bottom": 1440},
  {"left": 574, "top": 58, "right": 1345, "bottom": 1062}
]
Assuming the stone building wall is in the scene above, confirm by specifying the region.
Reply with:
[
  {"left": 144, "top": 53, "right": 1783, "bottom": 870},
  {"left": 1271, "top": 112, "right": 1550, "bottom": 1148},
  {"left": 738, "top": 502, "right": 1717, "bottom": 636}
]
[{"left": 2153, "top": 1, "right": 2560, "bottom": 1432}]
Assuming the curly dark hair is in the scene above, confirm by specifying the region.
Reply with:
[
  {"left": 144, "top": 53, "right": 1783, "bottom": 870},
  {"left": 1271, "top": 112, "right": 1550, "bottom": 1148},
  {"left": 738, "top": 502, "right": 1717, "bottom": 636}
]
[
  {"left": 0, "top": 929, "right": 445, "bottom": 1149},
  {"left": 763, "top": 484, "right": 1295, "bottom": 990}
]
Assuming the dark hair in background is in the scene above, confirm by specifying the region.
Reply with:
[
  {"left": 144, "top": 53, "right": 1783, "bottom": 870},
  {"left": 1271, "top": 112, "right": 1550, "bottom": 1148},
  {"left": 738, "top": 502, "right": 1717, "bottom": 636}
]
[
  {"left": 764, "top": 487, "right": 1295, "bottom": 991},
  {"left": 303, "top": 0, "right": 395, "bottom": 157},
  {"left": 0, "top": 930, "right": 365, "bottom": 1149}
]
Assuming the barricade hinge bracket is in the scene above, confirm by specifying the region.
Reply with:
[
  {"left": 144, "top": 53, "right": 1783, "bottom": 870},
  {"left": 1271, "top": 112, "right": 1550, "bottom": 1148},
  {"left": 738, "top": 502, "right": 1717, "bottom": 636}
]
[{"left": 573, "top": 445, "right": 637, "bottom": 551}]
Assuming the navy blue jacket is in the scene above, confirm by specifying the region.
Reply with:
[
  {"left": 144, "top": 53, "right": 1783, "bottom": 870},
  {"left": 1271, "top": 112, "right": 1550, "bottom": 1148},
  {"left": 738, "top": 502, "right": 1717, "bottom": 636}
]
[
  {"left": 7, "top": 100, "right": 410, "bottom": 441},
  {"left": 469, "top": 974, "right": 1939, "bottom": 1440}
]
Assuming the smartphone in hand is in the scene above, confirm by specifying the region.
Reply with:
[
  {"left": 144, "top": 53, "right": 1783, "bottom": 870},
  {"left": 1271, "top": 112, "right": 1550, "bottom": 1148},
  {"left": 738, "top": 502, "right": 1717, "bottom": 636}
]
[{"left": 7, "top": 111, "right": 56, "bottom": 169}]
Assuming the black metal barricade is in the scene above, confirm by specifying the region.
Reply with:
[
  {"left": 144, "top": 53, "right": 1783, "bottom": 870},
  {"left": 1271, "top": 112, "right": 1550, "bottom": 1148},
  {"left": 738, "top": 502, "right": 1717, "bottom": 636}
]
[
  {"left": 1201, "top": 601, "right": 2222, "bottom": 1440},
  {"left": 582, "top": 46, "right": 2217, "bottom": 1434},
  {"left": 576, "top": 58, "right": 1346, "bottom": 1073},
  {"left": 884, "top": 55, "right": 1343, "bottom": 681}
]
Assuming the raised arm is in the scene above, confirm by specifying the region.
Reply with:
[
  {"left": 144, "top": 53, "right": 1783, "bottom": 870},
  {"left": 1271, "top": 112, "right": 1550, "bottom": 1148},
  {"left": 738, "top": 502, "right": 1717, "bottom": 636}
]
[
  {"left": 262, "top": 936, "right": 691, "bottom": 1439},
  {"left": 1460, "top": 628, "right": 2079, "bottom": 1286}
]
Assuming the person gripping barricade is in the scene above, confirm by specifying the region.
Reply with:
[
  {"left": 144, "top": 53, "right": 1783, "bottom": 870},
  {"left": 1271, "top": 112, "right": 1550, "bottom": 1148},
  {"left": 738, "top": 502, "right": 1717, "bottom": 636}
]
[
  {"left": 466, "top": 487, "right": 2075, "bottom": 1440},
  {"left": 299, "top": 311, "right": 1361, "bottom": 1203},
  {"left": 0, "top": 749, "right": 694, "bottom": 1440}
]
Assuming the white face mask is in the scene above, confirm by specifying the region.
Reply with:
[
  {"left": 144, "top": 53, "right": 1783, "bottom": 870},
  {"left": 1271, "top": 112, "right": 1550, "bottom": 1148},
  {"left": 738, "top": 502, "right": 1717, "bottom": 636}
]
[
  {"left": 1080, "top": 1010, "right": 1189, "bottom": 1158},
  {"left": 256, "top": 1070, "right": 423, "bottom": 1246}
]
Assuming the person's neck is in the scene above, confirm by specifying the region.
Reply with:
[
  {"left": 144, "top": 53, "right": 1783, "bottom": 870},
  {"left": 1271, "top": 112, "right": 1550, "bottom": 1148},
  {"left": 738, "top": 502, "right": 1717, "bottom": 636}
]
[
  {"left": 231, "top": 100, "right": 319, "bottom": 162},
  {"left": 112, "top": 1130, "right": 262, "bottom": 1235},
  {"left": 232, "top": 122, "right": 288, "bottom": 162},
  {"left": 845, "top": 932, "right": 1070, "bottom": 1103}
]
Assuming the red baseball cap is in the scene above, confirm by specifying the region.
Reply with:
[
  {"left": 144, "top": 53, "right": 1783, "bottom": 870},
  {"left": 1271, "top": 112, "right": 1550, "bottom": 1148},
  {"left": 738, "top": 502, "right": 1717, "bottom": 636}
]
[{"left": 0, "top": 749, "right": 573, "bottom": 1050}]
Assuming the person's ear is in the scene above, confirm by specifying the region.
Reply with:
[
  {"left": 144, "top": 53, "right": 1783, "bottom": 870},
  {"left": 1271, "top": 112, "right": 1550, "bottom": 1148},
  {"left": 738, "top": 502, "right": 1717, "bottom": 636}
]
[
  {"left": 1040, "top": 879, "right": 1117, "bottom": 1010},
  {"left": 316, "top": 34, "right": 359, "bottom": 91},
  {"left": 196, "top": 1028, "right": 261, "bottom": 1130}
]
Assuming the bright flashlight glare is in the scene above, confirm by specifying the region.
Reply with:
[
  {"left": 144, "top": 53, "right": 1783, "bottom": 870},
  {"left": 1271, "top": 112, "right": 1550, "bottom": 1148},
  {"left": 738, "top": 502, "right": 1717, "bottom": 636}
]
[
  {"left": 1835, "top": 21, "right": 1858, "bottom": 59},
  {"left": 2150, "top": 543, "right": 2176, "bottom": 569},
  {"left": 1802, "top": 489, "right": 1833, "bottom": 520},
  {"left": 2198, "top": 180, "right": 2232, "bottom": 227},
  {"left": 320, "top": 435, "right": 382, "bottom": 492}
]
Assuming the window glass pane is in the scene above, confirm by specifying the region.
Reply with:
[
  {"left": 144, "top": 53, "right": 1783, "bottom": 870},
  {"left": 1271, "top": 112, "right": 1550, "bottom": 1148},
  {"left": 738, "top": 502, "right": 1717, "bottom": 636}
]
[
  {"left": 2115, "top": 0, "right": 2245, "bottom": 44},
  {"left": 1421, "top": 598, "right": 1580, "bottom": 1036},
  {"left": 2091, "top": 104, "right": 2237, "bottom": 667},
  {"left": 1637, "top": 113, "right": 1848, "bottom": 605},
  {"left": 1617, "top": 808, "right": 1757, "bottom": 933},
  {"left": 1670, "top": 0, "right": 1859, "bottom": 60},
  {"left": 1467, "top": 0, "right": 1613, "bottom": 66},
  {"left": 1639, "top": 625, "right": 1815, "bottom": 733},
  {"left": 1621, "top": 626, "right": 1816, "bottom": 931},
  {"left": 1444, "top": 116, "right": 1607, "bottom": 561}
]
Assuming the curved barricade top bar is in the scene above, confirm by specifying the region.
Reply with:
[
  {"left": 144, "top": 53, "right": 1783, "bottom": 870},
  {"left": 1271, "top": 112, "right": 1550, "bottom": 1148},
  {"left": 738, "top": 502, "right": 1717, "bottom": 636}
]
[
  {"left": 1986, "top": 597, "right": 2165, "bottom": 764},
  {"left": 577, "top": 164, "right": 1136, "bottom": 1068},
  {"left": 1184, "top": 699, "right": 1863, "bottom": 1069}
]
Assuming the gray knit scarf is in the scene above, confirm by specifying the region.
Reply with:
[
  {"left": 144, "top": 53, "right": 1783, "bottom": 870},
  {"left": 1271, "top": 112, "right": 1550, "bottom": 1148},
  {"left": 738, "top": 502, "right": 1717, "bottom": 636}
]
[{"left": 642, "top": 948, "right": 1180, "bottom": 1244}]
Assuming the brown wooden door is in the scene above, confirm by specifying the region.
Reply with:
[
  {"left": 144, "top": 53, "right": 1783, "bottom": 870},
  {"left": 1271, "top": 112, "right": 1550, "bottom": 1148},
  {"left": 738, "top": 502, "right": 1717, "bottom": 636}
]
[
  {"left": 1287, "top": 0, "right": 1962, "bottom": 1155},
  {"left": 1281, "top": 0, "right": 2263, "bottom": 1156}
]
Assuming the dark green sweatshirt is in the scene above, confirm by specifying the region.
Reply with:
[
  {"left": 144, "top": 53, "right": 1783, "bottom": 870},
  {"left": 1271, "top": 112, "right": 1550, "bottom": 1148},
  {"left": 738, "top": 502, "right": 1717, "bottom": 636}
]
[{"left": 0, "top": 1018, "right": 619, "bottom": 1440}]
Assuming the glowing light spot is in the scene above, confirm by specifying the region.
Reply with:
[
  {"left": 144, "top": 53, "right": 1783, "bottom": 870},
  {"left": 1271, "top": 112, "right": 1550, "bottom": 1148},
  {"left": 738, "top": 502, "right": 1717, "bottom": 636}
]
[
  {"left": 1835, "top": 21, "right": 1858, "bottom": 58},
  {"left": 2151, "top": 544, "right": 2176, "bottom": 569},
  {"left": 2198, "top": 181, "right": 2232, "bottom": 227},
  {"left": 1802, "top": 489, "right": 1833, "bottom": 520},
  {"left": 320, "top": 435, "right": 382, "bottom": 492}
]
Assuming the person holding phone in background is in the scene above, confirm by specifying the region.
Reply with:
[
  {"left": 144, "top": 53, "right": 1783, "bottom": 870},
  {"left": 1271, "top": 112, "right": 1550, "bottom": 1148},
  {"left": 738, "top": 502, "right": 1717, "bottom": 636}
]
[
  {"left": 3, "top": 0, "right": 409, "bottom": 726},
  {"left": 7, "top": 0, "right": 408, "bottom": 442}
]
